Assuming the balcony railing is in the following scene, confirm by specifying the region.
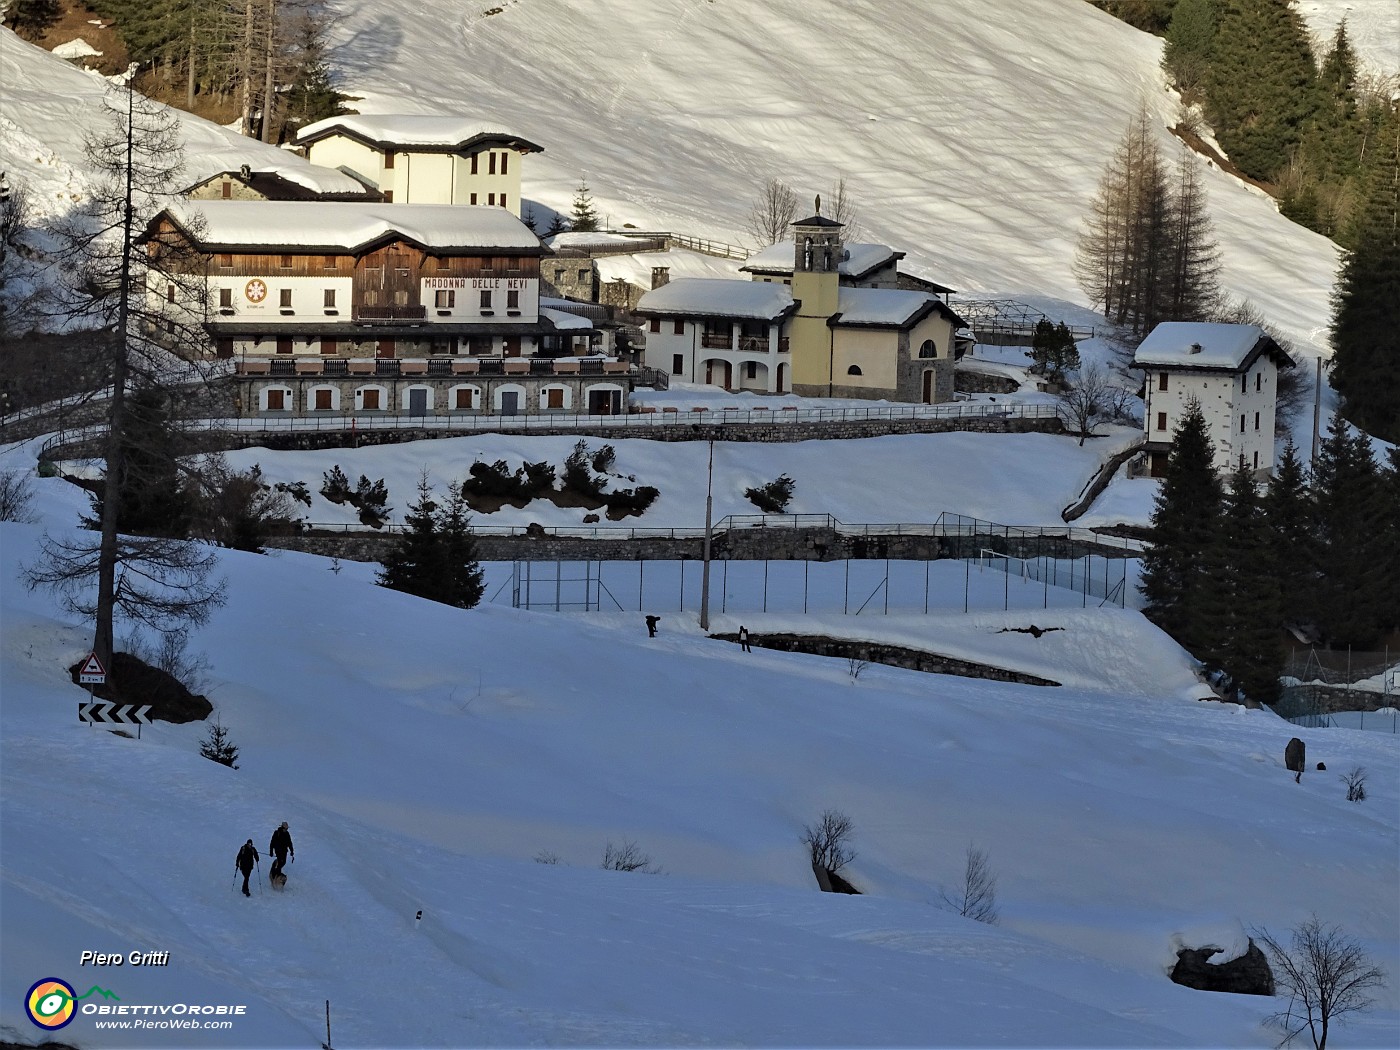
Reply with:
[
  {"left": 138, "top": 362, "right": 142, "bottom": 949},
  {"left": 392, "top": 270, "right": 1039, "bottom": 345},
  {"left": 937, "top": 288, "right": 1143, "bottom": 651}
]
[
  {"left": 352, "top": 305, "right": 427, "bottom": 323},
  {"left": 700, "top": 333, "right": 733, "bottom": 349}
]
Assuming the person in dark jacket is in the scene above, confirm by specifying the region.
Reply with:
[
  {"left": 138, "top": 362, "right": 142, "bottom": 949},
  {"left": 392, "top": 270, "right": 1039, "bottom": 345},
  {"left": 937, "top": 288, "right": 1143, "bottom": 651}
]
[
  {"left": 268, "top": 822, "right": 294, "bottom": 880},
  {"left": 738, "top": 625, "right": 752, "bottom": 653},
  {"left": 235, "top": 839, "right": 259, "bottom": 896},
  {"left": 645, "top": 614, "right": 660, "bottom": 637}
]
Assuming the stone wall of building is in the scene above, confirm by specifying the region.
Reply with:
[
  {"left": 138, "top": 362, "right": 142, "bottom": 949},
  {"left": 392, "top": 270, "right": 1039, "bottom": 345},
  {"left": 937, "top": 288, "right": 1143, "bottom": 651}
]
[{"left": 954, "top": 369, "right": 1021, "bottom": 395}]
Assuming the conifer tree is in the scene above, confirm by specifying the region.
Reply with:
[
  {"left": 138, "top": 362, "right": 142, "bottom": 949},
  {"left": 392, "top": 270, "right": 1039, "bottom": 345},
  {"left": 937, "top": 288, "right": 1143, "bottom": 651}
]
[
  {"left": 438, "top": 481, "right": 486, "bottom": 610},
  {"left": 376, "top": 474, "right": 442, "bottom": 600},
  {"left": 1163, "top": 148, "right": 1222, "bottom": 322},
  {"left": 1210, "top": 461, "right": 1283, "bottom": 702},
  {"left": 1205, "top": 0, "right": 1319, "bottom": 182},
  {"left": 1329, "top": 108, "right": 1400, "bottom": 442},
  {"left": 570, "top": 179, "right": 599, "bottom": 233},
  {"left": 1311, "top": 416, "right": 1388, "bottom": 647},
  {"left": 1139, "top": 400, "right": 1224, "bottom": 656},
  {"left": 1262, "top": 440, "right": 1317, "bottom": 629},
  {"left": 1163, "top": 0, "right": 1216, "bottom": 103}
]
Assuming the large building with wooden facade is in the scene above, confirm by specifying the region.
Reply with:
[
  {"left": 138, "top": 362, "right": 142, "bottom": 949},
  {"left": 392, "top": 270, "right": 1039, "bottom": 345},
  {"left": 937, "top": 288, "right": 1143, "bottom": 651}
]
[
  {"left": 295, "top": 114, "right": 543, "bottom": 217},
  {"left": 637, "top": 214, "right": 965, "bottom": 402},
  {"left": 149, "top": 201, "right": 639, "bottom": 418}
]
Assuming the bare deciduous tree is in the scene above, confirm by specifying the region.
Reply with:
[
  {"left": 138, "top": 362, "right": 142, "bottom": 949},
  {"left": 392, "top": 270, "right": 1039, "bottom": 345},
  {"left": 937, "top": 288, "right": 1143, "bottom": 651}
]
[
  {"left": 747, "top": 177, "right": 798, "bottom": 247},
  {"left": 600, "top": 839, "right": 661, "bottom": 873},
  {"left": 801, "top": 809, "right": 856, "bottom": 874},
  {"left": 1341, "top": 767, "right": 1368, "bottom": 802},
  {"left": 847, "top": 656, "right": 870, "bottom": 681},
  {"left": 1254, "top": 916, "right": 1386, "bottom": 1050},
  {"left": 938, "top": 843, "right": 1000, "bottom": 925},
  {"left": 0, "top": 468, "right": 36, "bottom": 523},
  {"left": 1056, "top": 363, "right": 1111, "bottom": 445},
  {"left": 827, "top": 174, "right": 861, "bottom": 241}
]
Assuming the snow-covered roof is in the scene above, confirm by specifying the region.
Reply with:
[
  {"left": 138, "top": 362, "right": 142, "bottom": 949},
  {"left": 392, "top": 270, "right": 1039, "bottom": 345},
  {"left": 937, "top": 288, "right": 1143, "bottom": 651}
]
[
  {"left": 540, "top": 307, "right": 592, "bottom": 331},
  {"left": 637, "top": 278, "right": 795, "bottom": 320},
  {"left": 741, "top": 240, "right": 902, "bottom": 280},
  {"left": 161, "top": 201, "right": 543, "bottom": 252},
  {"left": 833, "top": 287, "right": 959, "bottom": 329},
  {"left": 1132, "top": 323, "right": 1283, "bottom": 371},
  {"left": 187, "top": 163, "right": 375, "bottom": 199},
  {"left": 297, "top": 113, "right": 543, "bottom": 153}
]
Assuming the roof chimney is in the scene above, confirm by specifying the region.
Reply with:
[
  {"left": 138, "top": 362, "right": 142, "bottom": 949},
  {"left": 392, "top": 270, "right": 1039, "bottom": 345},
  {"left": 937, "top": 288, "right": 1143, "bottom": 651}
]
[
  {"left": 239, "top": 164, "right": 251, "bottom": 179},
  {"left": 1188, "top": 342, "right": 1202, "bottom": 354},
  {"left": 651, "top": 266, "right": 670, "bottom": 290}
]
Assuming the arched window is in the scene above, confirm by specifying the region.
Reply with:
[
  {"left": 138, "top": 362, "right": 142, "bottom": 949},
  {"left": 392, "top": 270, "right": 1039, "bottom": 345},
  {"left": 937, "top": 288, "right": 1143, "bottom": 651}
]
[
  {"left": 846, "top": 365, "right": 863, "bottom": 376},
  {"left": 918, "top": 339, "right": 938, "bottom": 359}
]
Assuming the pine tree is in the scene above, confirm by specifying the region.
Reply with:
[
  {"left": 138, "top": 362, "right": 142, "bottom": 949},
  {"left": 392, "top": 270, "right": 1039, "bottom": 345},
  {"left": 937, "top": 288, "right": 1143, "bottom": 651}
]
[
  {"left": 1205, "top": 0, "right": 1319, "bottom": 182},
  {"left": 1029, "top": 320, "right": 1080, "bottom": 383},
  {"left": 1139, "top": 400, "right": 1225, "bottom": 656},
  {"left": 1211, "top": 461, "right": 1283, "bottom": 702},
  {"left": 85, "top": 386, "right": 193, "bottom": 539},
  {"left": 376, "top": 474, "right": 442, "bottom": 601},
  {"left": 1311, "top": 416, "right": 1388, "bottom": 647},
  {"left": 569, "top": 179, "right": 599, "bottom": 233},
  {"left": 437, "top": 482, "right": 485, "bottom": 610},
  {"left": 1163, "top": 0, "right": 1216, "bottom": 102},
  {"left": 1329, "top": 109, "right": 1400, "bottom": 442},
  {"left": 1380, "top": 448, "right": 1400, "bottom": 635},
  {"left": 376, "top": 476, "right": 484, "bottom": 609},
  {"left": 1262, "top": 440, "right": 1317, "bottom": 629},
  {"left": 2, "top": 0, "right": 61, "bottom": 39}
]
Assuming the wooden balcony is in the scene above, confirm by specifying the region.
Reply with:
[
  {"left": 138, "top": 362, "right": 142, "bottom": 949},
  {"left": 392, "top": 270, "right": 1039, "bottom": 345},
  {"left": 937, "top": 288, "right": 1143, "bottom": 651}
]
[{"left": 352, "top": 305, "right": 427, "bottom": 323}]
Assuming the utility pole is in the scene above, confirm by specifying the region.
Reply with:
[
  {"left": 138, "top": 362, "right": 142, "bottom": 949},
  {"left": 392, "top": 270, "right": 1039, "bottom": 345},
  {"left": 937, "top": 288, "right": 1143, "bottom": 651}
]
[{"left": 699, "top": 437, "right": 714, "bottom": 631}]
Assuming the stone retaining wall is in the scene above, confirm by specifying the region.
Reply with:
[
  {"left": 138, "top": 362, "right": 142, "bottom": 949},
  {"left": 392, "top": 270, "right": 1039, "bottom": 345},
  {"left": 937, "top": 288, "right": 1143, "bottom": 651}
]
[{"left": 713, "top": 632, "right": 1059, "bottom": 687}]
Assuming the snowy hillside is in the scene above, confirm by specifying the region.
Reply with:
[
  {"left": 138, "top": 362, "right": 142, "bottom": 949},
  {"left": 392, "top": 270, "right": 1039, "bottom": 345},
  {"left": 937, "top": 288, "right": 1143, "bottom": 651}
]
[
  {"left": 319, "top": 0, "right": 1351, "bottom": 359},
  {"left": 2, "top": 508, "right": 1397, "bottom": 1048}
]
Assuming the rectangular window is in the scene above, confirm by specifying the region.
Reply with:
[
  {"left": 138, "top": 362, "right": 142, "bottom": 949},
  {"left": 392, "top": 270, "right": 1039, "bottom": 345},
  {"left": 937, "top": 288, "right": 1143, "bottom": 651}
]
[
  {"left": 1241, "top": 374, "right": 1248, "bottom": 394},
  {"left": 266, "top": 389, "right": 285, "bottom": 411},
  {"left": 470, "top": 153, "right": 479, "bottom": 175},
  {"left": 276, "top": 336, "right": 293, "bottom": 355},
  {"left": 1240, "top": 414, "right": 1246, "bottom": 432},
  {"left": 280, "top": 254, "right": 292, "bottom": 268},
  {"left": 1156, "top": 411, "right": 1167, "bottom": 432},
  {"left": 221, "top": 181, "right": 232, "bottom": 199},
  {"left": 579, "top": 268, "right": 590, "bottom": 282},
  {"left": 470, "top": 335, "right": 492, "bottom": 355},
  {"left": 1254, "top": 411, "right": 1260, "bottom": 431},
  {"left": 166, "top": 284, "right": 175, "bottom": 303},
  {"left": 219, "top": 288, "right": 232, "bottom": 308},
  {"left": 1253, "top": 450, "right": 1259, "bottom": 469},
  {"left": 649, "top": 317, "right": 661, "bottom": 333},
  {"left": 218, "top": 253, "right": 233, "bottom": 268},
  {"left": 383, "top": 190, "right": 393, "bottom": 203},
  {"left": 323, "top": 255, "right": 337, "bottom": 269},
  {"left": 279, "top": 288, "right": 293, "bottom": 308},
  {"left": 501, "top": 152, "right": 509, "bottom": 175},
  {"left": 488, "top": 193, "right": 496, "bottom": 206},
  {"left": 746, "top": 362, "right": 758, "bottom": 379},
  {"left": 547, "top": 388, "right": 563, "bottom": 409},
  {"left": 361, "top": 388, "right": 380, "bottom": 410},
  {"left": 1158, "top": 372, "right": 1168, "bottom": 392},
  {"left": 470, "top": 192, "right": 478, "bottom": 205},
  {"left": 489, "top": 151, "right": 497, "bottom": 175},
  {"left": 1256, "top": 372, "right": 1262, "bottom": 391},
  {"left": 384, "top": 150, "right": 395, "bottom": 169},
  {"left": 480, "top": 289, "right": 493, "bottom": 310},
  {"left": 394, "top": 289, "right": 409, "bottom": 306},
  {"left": 554, "top": 269, "right": 566, "bottom": 282},
  {"left": 314, "top": 389, "right": 332, "bottom": 411},
  {"left": 436, "top": 256, "right": 450, "bottom": 270},
  {"left": 506, "top": 289, "right": 519, "bottom": 309},
  {"left": 673, "top": 319, "right": 684, "bottom": 335},
  {"left": 321, "top": 337, "right": 337, "bottom": 355},
  {"left": 454, "top": 388, "right": 474, "bottom": 410},
  {"left": 672, "top": 354, "right": 684, "bottom": 375},
  {"left": 435, "top": 289, "right": 456, "bottom": 309},
  {"left": 364, "top": 289, "right": 379, "bottom": 306},
  {"left": 216, "top": 338, "right": 234, "bottom": 358},
  {"left": 323, "top": 289, "right": 336, "bottom": 308}
]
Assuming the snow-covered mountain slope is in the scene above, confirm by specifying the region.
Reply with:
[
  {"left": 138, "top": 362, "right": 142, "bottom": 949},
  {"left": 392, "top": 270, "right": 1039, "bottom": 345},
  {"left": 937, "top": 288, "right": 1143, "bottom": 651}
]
[
  {"left": 2, "top": 513, "right": 1397, "bottom": 1048},
  {"left": 1297, "top": 0, "right": 1400, "bottom": 77},
  {"left": 320, "top": 0, "right": 1349, "bottom": 357}
]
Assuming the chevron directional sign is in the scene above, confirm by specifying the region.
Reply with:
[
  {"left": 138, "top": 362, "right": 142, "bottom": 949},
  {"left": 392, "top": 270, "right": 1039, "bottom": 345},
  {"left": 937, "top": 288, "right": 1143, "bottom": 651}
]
[{"left": 78, "top": 702, "right": 153, "bottom": 727}]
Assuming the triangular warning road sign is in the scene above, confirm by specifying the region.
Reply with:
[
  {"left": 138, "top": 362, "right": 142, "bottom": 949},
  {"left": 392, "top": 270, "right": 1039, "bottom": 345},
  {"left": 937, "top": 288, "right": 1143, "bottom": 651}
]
[{"left": 79, "top": 653, "right": 107, "bottom": 677}]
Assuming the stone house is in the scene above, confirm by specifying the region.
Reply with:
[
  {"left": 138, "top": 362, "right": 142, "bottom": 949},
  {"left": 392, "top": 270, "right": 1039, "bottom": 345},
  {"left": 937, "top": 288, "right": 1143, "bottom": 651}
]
[{"left": 1133, "top": 322, "right": 1294, "bottom": 476}]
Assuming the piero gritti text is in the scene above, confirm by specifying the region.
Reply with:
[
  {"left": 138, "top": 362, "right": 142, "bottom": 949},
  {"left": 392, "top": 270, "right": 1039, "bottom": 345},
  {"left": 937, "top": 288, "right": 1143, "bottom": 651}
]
[{"left": 80, "top": 949, "right": 170, "bottom": 966}]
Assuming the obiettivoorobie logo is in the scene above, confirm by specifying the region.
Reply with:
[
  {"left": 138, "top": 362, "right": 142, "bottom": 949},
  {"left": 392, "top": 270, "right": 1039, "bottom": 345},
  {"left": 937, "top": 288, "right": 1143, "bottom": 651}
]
[{"left": 25, "top": 977, "right": 119, "bottom": 1030}]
